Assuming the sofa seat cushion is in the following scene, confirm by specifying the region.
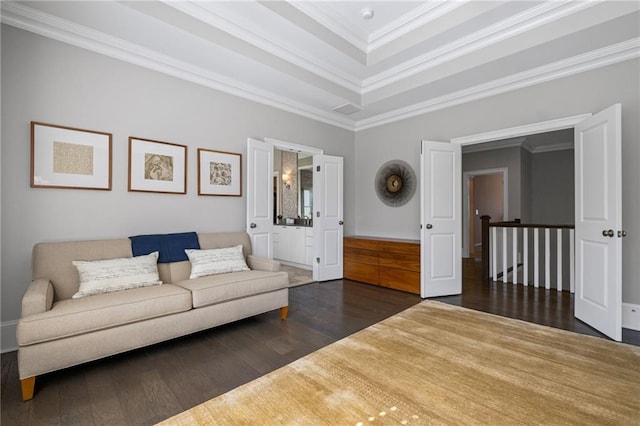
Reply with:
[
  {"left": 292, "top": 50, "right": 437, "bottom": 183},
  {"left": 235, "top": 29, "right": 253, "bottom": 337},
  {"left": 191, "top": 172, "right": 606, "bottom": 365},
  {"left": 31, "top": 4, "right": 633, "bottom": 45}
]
[
  {"left": 17, "top": 284, "right": 191, "bottom": 346},
  {"left": 175, "top": 270, "right": 288, "bottom": 308}
]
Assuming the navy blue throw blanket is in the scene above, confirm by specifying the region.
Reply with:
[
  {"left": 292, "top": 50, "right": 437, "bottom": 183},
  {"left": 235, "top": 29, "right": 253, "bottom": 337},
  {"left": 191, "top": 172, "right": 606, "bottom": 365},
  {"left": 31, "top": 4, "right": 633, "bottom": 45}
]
[{"left": 129, "top": 232, "right": 200, "bottom": 263}]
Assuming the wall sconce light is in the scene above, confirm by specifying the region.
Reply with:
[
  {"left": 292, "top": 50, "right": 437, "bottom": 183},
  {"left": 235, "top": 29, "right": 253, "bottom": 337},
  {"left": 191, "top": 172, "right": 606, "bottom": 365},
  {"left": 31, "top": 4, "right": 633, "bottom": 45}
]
[{"left": 282, "top": 173, "right": 291, "bottom": 189}]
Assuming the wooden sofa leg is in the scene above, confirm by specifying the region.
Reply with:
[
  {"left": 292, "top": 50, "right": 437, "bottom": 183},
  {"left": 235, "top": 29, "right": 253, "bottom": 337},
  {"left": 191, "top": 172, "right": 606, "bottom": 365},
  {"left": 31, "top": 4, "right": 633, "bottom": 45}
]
[
  {"left": 21, "top": 377, "right": 36, "bottom": 401},
  {"left": 280, "top": 306, "right": 288, "bottom": 320}
]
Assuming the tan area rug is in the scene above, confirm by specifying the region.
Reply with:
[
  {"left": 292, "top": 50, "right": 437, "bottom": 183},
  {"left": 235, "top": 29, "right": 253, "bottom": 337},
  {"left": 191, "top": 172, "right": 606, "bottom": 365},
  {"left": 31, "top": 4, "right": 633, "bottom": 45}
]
[
  {"left": 280, "top": 264, "right": 314, "bottom": 287},
  {"left": 159, "top": 301, "right": 640, "bottom": 425}
]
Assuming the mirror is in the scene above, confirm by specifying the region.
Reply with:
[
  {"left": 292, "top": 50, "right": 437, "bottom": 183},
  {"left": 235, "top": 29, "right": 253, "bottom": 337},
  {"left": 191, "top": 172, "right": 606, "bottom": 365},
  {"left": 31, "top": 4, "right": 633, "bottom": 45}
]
[{"left": 274, "top": 148, "right": 313, "bottom": 225}]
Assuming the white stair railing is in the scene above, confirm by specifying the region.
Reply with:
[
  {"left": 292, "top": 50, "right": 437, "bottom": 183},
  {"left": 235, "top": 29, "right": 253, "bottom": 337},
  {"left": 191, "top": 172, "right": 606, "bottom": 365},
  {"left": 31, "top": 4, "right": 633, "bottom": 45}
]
[{"left": 484, "top": 219, "right": 575, "bottom": 293}]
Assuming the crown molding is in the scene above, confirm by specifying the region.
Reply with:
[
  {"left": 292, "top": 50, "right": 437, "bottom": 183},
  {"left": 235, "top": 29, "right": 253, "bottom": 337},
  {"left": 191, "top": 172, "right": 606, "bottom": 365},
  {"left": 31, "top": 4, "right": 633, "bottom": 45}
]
[
  {"left": 527, "top": 142, "right": 574, "bottom": 154},
  {"left": 362, "top": 0, "right": 589, "bottom": 92},
  {"left": 0, "top": 2, "right": 355, "bottom": 131},
  {"left": 3, "top": 2, "right": 637, "bottom": 134},
  {"left": 354, "top": 38, "right": 639, "bottom": 131},
  {"left": 366, "top": 1, "right": 467, "bottom": 52},
  {"left": 161, "top": 1, "right": 362, "bottom": 93},
  {"left": 289, "top": 2, "right": 369, "bottom": 53}
]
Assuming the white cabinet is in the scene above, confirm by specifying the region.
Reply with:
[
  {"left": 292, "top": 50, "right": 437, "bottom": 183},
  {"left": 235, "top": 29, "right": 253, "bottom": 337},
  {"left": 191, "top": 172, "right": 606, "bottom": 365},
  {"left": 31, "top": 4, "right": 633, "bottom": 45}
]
[
  {"left": 305, "top": 227, "right": 313, "bottom": 265},
  {"left": 273, "top": 226, "right": 284, "bottom": 260},
  {"left": 273, "top": 226, "right": 312, "bottom": 266}
]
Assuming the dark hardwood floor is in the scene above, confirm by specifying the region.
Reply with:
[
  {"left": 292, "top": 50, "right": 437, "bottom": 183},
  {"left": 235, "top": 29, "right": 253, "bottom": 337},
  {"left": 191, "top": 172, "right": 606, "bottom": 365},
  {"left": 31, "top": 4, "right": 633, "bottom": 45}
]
[{"left": 2, "top": 261, "right": 638, "bottom": 425}]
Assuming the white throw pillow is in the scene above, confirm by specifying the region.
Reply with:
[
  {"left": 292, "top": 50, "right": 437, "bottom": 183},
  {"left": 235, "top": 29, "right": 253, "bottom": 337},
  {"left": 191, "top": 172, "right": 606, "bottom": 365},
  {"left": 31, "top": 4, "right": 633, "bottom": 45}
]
[
  {"left": 185, "top": 245, "right": 250, "bottom": 279},
  {"left": 72, "top": 251, "right": 162, "bottom": 298}
]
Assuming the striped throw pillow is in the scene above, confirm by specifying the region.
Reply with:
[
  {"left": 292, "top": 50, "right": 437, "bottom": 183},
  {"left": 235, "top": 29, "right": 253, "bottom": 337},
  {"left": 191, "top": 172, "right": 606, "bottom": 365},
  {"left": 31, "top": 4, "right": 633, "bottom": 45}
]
[
  {"left": 185, "top": 245, "right": 250, "bottom": 279},
  {"left": 72, "top": 251, "right": 162, "bottom": 298}
]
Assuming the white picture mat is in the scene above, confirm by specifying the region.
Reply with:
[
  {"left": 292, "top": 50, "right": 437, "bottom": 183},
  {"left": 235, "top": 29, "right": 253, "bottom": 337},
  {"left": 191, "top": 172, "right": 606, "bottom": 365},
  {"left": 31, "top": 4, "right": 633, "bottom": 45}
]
[
  {"left": 129, "top": 138, "right": 186, "bottom": 193},
  {"left": 33, "top": 125, "right": 110, "bottom": 188},
  {"left": 199, "top": 150, "right": 241, "bottom": 195}
]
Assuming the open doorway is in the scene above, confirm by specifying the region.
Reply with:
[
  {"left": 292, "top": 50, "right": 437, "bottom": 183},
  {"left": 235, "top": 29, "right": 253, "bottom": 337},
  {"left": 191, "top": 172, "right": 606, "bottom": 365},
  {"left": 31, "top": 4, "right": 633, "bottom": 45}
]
[
  {"left": 461, "top": 129, "right": 575, "bottom": 278},
  {"left": 463, "top": 168, "right": 507, "bottom": 260}
]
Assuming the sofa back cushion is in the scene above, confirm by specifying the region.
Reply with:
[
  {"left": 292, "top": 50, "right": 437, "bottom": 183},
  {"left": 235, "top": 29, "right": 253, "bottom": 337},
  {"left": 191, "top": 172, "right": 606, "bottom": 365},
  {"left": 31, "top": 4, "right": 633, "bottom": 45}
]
[{"left": 32, "top": 239, "right": 133, "bottom": 301}]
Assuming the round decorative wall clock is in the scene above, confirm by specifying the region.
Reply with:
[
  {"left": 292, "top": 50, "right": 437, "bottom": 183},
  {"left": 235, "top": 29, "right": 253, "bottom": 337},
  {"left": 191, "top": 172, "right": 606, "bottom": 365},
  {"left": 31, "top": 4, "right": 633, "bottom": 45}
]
[{"left": 374, "top": 160, "right": 416, "bottom": 207}]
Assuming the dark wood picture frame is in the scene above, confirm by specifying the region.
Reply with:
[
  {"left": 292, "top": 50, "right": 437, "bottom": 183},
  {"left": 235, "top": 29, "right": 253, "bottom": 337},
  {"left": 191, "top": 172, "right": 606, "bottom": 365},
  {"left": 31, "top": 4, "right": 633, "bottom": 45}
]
[
  {"left": 128, "top": 137, "right": 187, "bottom": 194},
  {"left": 197, "top": 148, "right": 242, "bottom": 196}
]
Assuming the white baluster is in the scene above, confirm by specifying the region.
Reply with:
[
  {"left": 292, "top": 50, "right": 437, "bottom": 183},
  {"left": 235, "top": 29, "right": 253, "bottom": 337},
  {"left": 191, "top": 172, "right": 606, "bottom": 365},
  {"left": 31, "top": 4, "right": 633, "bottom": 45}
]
[
  {"left": 569, "top": 229, "right": 575, "bottom": 294},
  {"left": 492, "top": 227, "right": 497, "bottom": 282},
  {"left": 557, "top": 229, "right": 563, "bottom": 292},
  {"left": 502, "top": 227, "right": 508, "bottom": 283},
  {"left": 523, "top": 228, "right": 528, "bottom": 286},
  {"left": 534, "top": 228, "right": 539, "bottom": 288},
  {"left": 545, "top": 228, "right": 551, "bottom": 290},
  {"left": 513, "top": 227, "right": 518, "bottom": 284}
]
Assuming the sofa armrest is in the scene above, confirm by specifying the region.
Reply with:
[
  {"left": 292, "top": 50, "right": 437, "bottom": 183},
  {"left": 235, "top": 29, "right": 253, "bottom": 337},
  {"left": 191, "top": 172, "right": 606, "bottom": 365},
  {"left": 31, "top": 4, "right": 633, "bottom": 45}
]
[
  {"left": 247, "top": 255, "right": 281, "bottom": 272},
  {"left": 21, "top": 278, "right": 54, "bottom": 318}
]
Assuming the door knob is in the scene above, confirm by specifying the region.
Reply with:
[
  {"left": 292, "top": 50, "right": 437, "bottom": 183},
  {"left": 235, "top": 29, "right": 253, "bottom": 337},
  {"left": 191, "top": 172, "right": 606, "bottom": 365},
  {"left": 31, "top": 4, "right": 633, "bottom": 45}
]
[
  {"left": 338, "top": 220, "right": 344, "bottom": 225},
  {"left": 602, "top": 229, "right": 614, "bottom": 237},
  {"left": 618, "top": 230, "right": 627, "bottom": 238},
  {"left": 426, "top": 224, "right": 433, "bottom": 229},
  {"left": 250, "top": 223, "right": 257, "bottom": 229}
]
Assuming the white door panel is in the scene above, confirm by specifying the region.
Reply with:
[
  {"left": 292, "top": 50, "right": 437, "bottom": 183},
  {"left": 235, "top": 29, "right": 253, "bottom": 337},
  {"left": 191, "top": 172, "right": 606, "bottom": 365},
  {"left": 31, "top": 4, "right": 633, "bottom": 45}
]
[
  {"left": 313, "top": 155, "right": 344, "bottom": 282},
  {"left": 574, "top": 103, "right": 622, "bottom": 341},
  {"left": 421, "top": 141, "right": 461, "bottom": 298},
  {"left": 246, "top": 138, "right": 273, "bottom": 259}
]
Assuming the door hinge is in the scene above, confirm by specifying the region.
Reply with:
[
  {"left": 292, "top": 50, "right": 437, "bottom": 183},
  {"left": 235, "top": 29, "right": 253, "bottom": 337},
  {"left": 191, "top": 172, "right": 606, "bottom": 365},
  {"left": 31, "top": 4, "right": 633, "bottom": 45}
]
[
  {"left": 316, "top": 166, "right": 321, "bottom": 172},
  {"left": 316, "top": 211, "right": 320, "bottom": 218},
  {"left": 316, "top": 257, "right": 320, "bottom": 264}
]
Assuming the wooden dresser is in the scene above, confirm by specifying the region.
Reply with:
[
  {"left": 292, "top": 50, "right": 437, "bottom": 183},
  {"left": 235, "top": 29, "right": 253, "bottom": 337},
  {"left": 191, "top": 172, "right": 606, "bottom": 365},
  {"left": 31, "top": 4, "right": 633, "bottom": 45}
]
[{"left": 344, "top": 236, "right": 420, "bottom": 294}]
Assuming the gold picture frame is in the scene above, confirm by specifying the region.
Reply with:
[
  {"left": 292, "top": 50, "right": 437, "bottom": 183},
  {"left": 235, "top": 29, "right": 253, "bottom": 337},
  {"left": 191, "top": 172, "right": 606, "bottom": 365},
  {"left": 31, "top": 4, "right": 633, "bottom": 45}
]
[
  {"left": 128, "top": 137, "right": 187, "bottom": 194},
  {"left": 30, "top": 121, "right": 112, "bottom": 190},
  {"left": 197, "top": 148, "right": 242, "bottom": 196}
]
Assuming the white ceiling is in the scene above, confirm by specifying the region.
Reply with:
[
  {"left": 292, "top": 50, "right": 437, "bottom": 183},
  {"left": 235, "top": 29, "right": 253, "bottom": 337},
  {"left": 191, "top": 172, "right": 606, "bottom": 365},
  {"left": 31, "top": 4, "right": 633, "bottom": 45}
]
[{"left": 2, "top": 1, "right": 639, "bottom": 131}]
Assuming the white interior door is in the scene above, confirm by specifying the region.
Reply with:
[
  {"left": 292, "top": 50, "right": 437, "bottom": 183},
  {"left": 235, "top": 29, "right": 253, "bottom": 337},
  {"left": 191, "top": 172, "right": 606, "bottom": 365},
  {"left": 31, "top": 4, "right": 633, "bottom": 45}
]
[
  {"left": 574, "top": 104, "right": 622, "bottom": 341},
  {"left": 313, "top": 155, "right": 343, "bottom": 281},
  {"left": 246, "top": 138, "right": 274, "bottom": 258},
  {"left": 421, "top": 140, "right": 462, "bottom": 297}
]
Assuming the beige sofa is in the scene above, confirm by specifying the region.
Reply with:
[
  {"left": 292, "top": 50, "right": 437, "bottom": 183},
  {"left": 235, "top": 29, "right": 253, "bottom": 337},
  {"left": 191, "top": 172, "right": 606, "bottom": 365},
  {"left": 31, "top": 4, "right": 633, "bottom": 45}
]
[{"left": 16, "top": 232, "right": 289, "bottom": 401}]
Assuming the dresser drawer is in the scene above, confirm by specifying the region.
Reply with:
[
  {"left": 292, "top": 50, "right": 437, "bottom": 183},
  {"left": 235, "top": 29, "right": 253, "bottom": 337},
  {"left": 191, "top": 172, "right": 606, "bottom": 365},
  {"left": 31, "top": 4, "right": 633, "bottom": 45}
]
[
  {"left": 344, "top": 262, "right": 378, "bottom": 285},
  {"left": 379, "top": 268, "right": 420, "bottom": 294},
  {"left": 378, "top": 251, "right": 420, "bottom": 272},
  {"left": 344, "top": 237, "right": 379, "bottom": 251},
  {"left": 379, "top": 240, "right": 420, "bottom": 255}
]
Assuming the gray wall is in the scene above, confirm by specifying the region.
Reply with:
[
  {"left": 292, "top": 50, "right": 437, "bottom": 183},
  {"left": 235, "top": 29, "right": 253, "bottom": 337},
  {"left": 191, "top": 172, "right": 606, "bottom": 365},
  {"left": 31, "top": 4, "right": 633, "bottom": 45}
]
[
  {"left": 0, "top": 26, "right": 355, "bottom": 348},
  {"left": 355, "top": 58, "right": 640, "bottom": 304},
  {"left": 520, "top": 148, "right": 532, "bottom": 223},
  {"left": 463, "top": 147, "right": 521, "bottom": 221},
  {"left": 530, "top": 149, "right": 575, "bottom": 225}
]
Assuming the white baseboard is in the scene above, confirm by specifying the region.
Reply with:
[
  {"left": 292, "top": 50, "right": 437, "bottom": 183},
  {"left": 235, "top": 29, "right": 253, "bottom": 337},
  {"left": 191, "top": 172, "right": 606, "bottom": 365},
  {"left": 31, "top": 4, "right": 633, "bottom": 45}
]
[
  {"left": 622, "top": 303, "right": 640, "bottom": 331},
  {"left": 1, "top": 320, "right": 18, "bottom": 353}
]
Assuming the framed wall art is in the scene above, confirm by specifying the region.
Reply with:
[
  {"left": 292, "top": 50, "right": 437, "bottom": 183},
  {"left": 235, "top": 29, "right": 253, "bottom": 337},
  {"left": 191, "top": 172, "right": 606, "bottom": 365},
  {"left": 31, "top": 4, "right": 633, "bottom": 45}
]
[
  {"left": 31, "top": 121, "right": 112, "bottom": 190},
  {"left": 197, "top": 148, "right": 242, "bottom": 196},
  {"left": 128, "top": 137, "right": 187, "bottom": 194}
]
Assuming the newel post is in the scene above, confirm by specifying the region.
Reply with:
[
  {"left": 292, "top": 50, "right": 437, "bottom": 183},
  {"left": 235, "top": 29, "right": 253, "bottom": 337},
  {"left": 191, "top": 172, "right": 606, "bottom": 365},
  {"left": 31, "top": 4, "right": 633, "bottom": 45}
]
[{"left": 481, "top": 215, "right": 491, "bottom": 281}]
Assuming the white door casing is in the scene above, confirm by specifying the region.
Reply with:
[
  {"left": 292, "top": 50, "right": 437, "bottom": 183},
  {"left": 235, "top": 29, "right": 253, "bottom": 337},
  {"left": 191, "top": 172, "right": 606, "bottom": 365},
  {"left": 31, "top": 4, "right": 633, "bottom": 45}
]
[
  {"left": 246, "top": 138, "right": 274, "bottom": 258},
  {"left": 313, "top": 155, "right": 344, "bottom": 282},
  {"left": 574, "top": 104, "right": 622, "bottom": 341},
  {"left": 421, "top": 141, "right": 462, "bottom": 298}
]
